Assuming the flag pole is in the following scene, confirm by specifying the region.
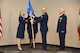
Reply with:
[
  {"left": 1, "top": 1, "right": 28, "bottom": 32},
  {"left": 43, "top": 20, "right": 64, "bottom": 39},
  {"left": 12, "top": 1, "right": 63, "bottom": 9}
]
[
  {"left": 31, "top": 24, "right": 35, "bottom": 48},
  {"left": 27, "top": 0, "right": 35, "bottom": 48}
]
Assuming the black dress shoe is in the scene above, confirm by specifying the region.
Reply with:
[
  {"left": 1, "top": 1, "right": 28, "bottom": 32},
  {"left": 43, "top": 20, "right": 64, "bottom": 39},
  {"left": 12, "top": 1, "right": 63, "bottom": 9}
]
[
  {"left": 56, "top": 49, "right": 65, "bottom": 51},
  {"left": 41, "top": 48, "right": 47, "bottom": 50}
]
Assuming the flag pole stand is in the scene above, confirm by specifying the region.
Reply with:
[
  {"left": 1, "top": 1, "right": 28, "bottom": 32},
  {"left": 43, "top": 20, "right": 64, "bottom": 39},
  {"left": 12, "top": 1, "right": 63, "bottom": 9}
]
[{"left": 31, "top": 24, "right": 35, "bottom": 48}]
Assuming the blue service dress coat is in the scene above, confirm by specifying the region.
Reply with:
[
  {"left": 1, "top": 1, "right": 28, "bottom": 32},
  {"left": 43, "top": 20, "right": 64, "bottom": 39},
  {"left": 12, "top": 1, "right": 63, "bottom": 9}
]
[
  {"left": 35, "top": 13, "right": 48, "bottom": 32},
  {"left": 57, "top": 14, "right": 67, "bottom": 33},
  {"left": 16, "top": 15, "right": 25, "bottom": 38}
]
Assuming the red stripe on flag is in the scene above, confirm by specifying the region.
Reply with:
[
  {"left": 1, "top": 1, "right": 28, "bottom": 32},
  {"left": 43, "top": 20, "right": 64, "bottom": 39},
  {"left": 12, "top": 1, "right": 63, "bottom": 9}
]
[
  {"left": 0, "top": 22, "right": 2, "bottom": 27},
  {"left": 0, "top": 29, "right": 2, "bottom": 34},
  {"left": 0, "top": 23, "right": 2, "bottom": 27},
  {"left": 0, "top": 8, "right": 2, "bottom": 37}
]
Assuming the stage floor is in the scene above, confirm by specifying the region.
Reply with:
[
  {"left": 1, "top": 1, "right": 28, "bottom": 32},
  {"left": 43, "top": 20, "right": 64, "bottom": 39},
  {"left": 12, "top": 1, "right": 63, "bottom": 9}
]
[
  {"left": 0, "top": 44, "right": 79, "bottom": 53},
  {"left": 1, "top": 50, "right": 72, "bottom": 53}
]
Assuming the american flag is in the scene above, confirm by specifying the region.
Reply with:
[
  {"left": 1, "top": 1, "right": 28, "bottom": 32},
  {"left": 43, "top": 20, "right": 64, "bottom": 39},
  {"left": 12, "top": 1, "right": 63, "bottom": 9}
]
[
  {"left": 78, "top": 8, "right": 80, "bottom": 41},
  {"left": 0, "top": 8, "right": 2, "bottom": 38}
]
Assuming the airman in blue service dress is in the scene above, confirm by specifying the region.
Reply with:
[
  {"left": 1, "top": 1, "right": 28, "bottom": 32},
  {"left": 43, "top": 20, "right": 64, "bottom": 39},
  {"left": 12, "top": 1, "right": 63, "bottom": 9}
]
[
  {"left": 57, "top": 14, "right": 67, "bottom": 50},
  {"left": 16, "top": 15, "right": 25, "bottom": 38},
  {"left": 34, "top": 12, "right": 48, "bottom": 50},
  {"left": 25, "top": 15, "right": 38, "bottom": 48}
]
